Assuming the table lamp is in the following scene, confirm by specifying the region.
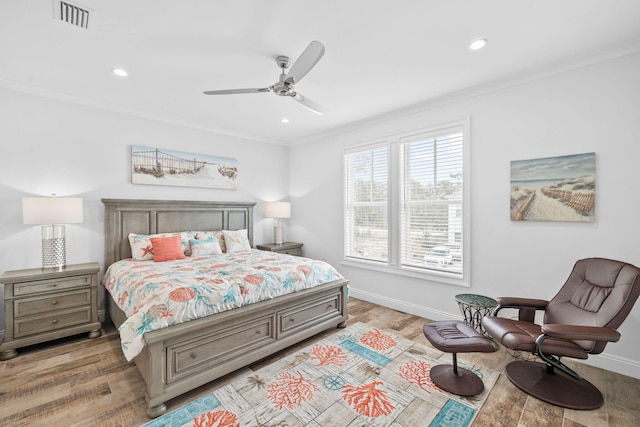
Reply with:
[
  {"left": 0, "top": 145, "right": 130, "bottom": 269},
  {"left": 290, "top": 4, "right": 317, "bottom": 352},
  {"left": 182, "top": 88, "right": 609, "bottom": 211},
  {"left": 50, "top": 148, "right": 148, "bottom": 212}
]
[
  {"left": 23, "top": 195, "right": 83, "bottom": 269},
  {"left": 265, "top": 201, "right": 291, "bottom": 245}
]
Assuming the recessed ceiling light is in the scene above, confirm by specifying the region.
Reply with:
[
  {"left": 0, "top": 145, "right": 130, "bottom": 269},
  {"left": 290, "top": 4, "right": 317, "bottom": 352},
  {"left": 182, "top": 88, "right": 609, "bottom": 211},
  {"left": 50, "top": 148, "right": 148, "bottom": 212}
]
[
  {"left": 469, "top": 39, "right": 487, "bottom": 51},
  {"left": 112, "top": 68, "right": 128, "bottom": 77},
  {"left": 281, "top": 118, "right": 290, "bottom": 123}
]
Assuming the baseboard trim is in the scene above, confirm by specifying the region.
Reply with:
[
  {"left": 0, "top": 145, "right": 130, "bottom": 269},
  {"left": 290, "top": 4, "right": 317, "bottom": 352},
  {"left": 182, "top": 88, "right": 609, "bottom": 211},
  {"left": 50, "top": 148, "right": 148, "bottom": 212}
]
[
  {"left": 349, "top": 287, "right": 640, "bottom": 380},
  {"left": 349, "top": 287, "right": 462, "bottom": 322},
  {"left": 583, "top": 352, "right": 640, "bottom": 380}
]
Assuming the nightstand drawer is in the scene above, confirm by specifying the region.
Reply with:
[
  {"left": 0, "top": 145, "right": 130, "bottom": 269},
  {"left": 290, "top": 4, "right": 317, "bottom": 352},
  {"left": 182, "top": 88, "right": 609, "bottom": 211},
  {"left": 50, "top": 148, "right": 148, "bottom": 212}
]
[
  {"left": 14, "top": 289, "right": 92, "bottom": 317},
  {"left": 15, "top": 307, "right": 92, "bottom": 338},
  {"left": 280, "top": 248, "right": 302, "bottom": 256},
  {"left": 14, "top": 275, "right": 92, "bottom": 296}
]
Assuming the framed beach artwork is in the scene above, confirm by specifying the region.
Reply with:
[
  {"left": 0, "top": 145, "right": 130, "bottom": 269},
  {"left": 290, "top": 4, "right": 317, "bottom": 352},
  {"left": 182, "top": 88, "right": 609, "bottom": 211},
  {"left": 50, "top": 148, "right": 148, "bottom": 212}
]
[
  {"left": 131, "top": 145, "right": 238, "bottom": 190},
  {"left": 510, "top": 152, "right": 595, "bottom": 222}
]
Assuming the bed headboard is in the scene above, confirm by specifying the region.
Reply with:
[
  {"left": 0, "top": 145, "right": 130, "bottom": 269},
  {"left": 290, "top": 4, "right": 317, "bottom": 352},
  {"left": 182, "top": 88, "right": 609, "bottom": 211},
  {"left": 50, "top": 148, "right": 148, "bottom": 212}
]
[{"left": 102, "top": 199, "right": 255, "bottom": 267}]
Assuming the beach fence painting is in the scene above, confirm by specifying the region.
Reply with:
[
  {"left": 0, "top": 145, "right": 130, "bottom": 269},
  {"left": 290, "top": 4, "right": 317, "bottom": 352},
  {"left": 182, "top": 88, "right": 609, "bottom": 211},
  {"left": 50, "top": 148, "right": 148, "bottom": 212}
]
[
  {"left": 131, "top": 145, "right": 238, "bottom": 189},
  {"left": 510, "top": 152, "right": 595, "bottom": 222}
]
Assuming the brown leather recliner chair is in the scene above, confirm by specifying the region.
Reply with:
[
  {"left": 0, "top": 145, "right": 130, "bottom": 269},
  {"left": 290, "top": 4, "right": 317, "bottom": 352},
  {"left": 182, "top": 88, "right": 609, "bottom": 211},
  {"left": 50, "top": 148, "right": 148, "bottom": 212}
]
[{"left": 483, "top": 257, "right": 640, "bottom": 410}]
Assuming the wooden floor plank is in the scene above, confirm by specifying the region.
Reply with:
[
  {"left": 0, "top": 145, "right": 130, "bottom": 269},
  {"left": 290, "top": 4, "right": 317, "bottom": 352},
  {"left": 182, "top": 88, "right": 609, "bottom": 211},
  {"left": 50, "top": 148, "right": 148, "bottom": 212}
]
[
  {"left": 519, "top": 396, "right": 565, "bottom": 427},
  {"left": 0, "top": 383, "right": 111, "bottom": 426},
  {"left": 472, "top": 373, "right": 527, "bottom": 426}
]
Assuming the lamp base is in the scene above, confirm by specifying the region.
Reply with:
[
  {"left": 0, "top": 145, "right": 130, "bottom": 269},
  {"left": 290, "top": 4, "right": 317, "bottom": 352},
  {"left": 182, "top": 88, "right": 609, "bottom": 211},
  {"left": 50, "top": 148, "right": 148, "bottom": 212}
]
[
  {"left": 42, "top": 225, "right": 66, "bottom": 269},
  {"left": 273, "top": 218, "right": 284, "bottom": 245}
]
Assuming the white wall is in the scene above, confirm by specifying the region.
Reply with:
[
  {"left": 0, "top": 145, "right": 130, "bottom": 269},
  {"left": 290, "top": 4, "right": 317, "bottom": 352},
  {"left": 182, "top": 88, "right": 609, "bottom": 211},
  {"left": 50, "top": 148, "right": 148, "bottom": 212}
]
[
  {"left": 289, "top": 51, "right": 640, "bottom": 378},
  {"left": 0, "top": 88, "right": 290, "bottom": 329}
]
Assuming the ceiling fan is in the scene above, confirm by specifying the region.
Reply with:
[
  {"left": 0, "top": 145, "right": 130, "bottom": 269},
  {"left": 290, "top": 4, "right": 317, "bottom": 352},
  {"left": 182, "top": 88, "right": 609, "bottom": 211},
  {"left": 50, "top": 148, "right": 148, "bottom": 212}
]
[{"left": 203, "top": 40, "right": 328, "bottom": 115}]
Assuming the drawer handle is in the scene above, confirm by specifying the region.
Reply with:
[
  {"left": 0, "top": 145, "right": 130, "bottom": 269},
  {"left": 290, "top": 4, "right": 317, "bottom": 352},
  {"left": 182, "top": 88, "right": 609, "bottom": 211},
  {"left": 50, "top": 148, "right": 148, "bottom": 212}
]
[
  {"left": 52, "top": 319, "right": 58, "bottom": 324},
  {"left": 51, "top": 283, "right": 59, "bottom": 288},
  {"left": 190, "top": 352, "right": 197, "bottom": 359},
  {"left": 255, "top": 330, "right": 262, "bottom": 335},
  {"left": 52, "top": 300, "right": 58, "bottom": 305},
  {"left": 327, "top": 304, "right": 333, "bottom": 310},
  {"left": 289, "top": 317, "right": 295, "bottom": 323}
]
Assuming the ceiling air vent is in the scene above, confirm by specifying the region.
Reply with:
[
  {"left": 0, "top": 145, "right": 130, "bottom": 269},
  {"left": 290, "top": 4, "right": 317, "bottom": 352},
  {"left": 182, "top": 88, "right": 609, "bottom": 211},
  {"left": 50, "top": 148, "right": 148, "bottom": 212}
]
[{"left": 54, "top": 1, "right": 93, "bottom": 29}]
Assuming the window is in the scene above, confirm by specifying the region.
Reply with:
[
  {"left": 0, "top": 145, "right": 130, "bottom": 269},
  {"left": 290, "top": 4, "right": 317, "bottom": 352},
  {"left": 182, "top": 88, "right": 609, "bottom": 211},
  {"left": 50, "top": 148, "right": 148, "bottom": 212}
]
[
  {"left": 343, "top": 143, "right": 389, "bottom": 263},
  {"left": 400, "top": 130, "right": 463, "bottom": 274},
  {"left": 343, "top": 121, "right": 469, "bottom": 285}
]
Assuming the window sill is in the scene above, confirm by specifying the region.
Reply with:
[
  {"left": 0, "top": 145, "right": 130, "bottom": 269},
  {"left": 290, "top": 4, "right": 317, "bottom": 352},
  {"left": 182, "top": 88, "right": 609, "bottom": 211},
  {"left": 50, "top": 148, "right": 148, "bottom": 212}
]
[{"left": 341, "top": 258, "right": 470, "bottom": 287}]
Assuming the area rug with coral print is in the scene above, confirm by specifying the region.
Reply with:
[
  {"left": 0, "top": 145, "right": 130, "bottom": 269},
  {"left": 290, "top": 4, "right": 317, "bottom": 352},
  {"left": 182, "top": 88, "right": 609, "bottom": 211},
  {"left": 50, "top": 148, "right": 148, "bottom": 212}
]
[{"left": 143, "top": 322, "right": 498, "bottom": 427}]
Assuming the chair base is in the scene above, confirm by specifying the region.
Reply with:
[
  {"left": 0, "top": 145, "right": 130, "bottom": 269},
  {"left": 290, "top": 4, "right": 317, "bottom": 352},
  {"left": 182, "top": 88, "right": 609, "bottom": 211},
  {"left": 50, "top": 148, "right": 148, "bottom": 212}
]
[
  {"left": 505, "top": 360, "right": 603, "bottom": 410},
  {"left": 430, "top": 364, "right": 485, "bottom": 396}
]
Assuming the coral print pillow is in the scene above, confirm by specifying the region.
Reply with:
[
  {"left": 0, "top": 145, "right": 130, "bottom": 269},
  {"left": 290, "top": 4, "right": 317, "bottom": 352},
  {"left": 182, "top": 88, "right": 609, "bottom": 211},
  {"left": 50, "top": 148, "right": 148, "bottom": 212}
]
[
  {"left": 222, "top": 229, "right": 251, "bottom": 253},
  {"left": 151, "top": 235, "right": 186, "bottom": 262},
  {"left": 128, "top": 232, "right": 191, "bottom": 261},
  {"left": 189, "top": 238, "right": 223, "bottom": 257}
]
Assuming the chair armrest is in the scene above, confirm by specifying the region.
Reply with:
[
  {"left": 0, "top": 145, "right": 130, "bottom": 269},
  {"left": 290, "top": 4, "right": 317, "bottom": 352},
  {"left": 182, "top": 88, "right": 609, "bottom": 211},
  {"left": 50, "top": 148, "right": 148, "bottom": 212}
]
[
  {"left": 496, "top": 297, "right": 549, "bottom": 309},
  {"left": 493, "top": 297, "right": 549, "bottom": 322},
  {"left": 541, "top": 324, "right": 621, "bottom": 343}
]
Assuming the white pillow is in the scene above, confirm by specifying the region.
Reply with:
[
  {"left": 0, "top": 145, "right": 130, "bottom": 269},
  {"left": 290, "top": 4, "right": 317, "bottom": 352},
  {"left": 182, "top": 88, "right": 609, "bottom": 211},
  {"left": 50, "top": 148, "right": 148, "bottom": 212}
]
[
  {"left": 189, "top": 238, "right": 223, "bottom": 256},
  {"left": 222, "top": 229, "right": 251, "bottom": 253}
]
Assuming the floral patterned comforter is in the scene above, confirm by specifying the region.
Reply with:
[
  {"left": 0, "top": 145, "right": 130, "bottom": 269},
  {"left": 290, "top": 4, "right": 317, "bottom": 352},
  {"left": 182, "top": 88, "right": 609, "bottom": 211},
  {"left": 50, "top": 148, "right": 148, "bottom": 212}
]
[{"left": 102, "top": 250, "right": 344, "bottom": 361}]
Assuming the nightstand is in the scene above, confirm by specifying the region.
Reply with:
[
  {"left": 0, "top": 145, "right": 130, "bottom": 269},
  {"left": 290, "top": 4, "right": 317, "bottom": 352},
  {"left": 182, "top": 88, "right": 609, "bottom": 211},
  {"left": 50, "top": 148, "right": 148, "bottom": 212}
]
[
  {"left": 256, "top": 242, "right": 304, "bottom": 256},
  {"left": 0, "top": 262, "right": 102, "bottom": 360}
]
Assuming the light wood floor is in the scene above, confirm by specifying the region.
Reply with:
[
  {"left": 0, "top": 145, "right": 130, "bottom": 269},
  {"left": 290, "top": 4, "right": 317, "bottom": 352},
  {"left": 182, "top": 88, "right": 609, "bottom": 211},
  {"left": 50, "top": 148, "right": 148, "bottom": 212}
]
[{"left": 1, "top": 298, "right": 638, "bottom": 426}]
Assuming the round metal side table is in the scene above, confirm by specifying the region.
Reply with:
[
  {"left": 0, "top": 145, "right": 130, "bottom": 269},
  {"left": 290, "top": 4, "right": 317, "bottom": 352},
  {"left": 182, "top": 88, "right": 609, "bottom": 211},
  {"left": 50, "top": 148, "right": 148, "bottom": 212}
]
[{"left": 455, "top": 293, "right": 498, "bottom": 337}]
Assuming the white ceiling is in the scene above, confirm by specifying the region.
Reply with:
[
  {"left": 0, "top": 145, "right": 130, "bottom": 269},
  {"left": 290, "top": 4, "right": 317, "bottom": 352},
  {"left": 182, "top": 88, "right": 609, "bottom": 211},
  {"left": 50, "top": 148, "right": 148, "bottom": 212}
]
[{"left": 2, "top": 0, "right": 640, "bottom": 145}]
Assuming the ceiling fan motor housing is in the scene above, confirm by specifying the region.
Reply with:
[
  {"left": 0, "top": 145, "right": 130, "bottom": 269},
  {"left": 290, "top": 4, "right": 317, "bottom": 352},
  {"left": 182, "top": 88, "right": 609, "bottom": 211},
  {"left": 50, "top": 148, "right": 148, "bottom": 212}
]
[
  {"left": 273, "top": 81, "right": 293, "bottom": 96},
  {"left": 273, "top": 56, "right": 293, "bottom": 96}
]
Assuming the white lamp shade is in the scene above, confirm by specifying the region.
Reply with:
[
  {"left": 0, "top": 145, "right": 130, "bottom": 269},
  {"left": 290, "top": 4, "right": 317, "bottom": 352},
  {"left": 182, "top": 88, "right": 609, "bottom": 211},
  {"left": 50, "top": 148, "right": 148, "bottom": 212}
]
[
  {"left": 265, "top": 201, "right": 291, "bottom": 219},
  {"left": 23, "top": 197, "right": 83, "bottom": 225}
]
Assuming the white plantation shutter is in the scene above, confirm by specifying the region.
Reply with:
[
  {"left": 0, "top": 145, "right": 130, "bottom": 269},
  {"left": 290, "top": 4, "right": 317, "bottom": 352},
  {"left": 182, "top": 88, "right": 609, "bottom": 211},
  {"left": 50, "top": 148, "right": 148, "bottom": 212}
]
[
  {"left": 344, "top": 144, "right": 389, "bottom": 262},
  {"left": 400, "top": 127, "right": 463, "bottom": 276}
]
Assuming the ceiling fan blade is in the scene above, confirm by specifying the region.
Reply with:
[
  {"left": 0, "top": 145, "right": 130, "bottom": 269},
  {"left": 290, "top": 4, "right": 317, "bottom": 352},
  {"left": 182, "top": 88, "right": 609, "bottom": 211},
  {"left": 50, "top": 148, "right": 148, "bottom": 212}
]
[
  {"left": 203, "top": 88, "right": 270, "bottom": 95},
  {"left": 293, "top": 93, "right": 328, "bottom": 115},
  {"left": 285, "top": 41, "right": 325, "bottom": 85}
]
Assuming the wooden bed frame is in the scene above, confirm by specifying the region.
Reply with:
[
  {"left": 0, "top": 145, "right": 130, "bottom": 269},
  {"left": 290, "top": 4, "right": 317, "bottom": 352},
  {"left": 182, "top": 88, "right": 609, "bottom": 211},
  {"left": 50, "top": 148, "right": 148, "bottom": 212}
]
[{"left": 102, "top": 199, "right": 349, "bottom": 418}]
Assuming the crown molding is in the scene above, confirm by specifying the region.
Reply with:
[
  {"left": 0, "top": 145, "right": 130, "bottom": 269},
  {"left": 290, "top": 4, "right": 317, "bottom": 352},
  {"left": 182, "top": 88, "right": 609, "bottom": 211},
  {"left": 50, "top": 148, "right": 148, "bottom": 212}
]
[{"left": 0, "top": 79, "right": 288, "bottom": 147}]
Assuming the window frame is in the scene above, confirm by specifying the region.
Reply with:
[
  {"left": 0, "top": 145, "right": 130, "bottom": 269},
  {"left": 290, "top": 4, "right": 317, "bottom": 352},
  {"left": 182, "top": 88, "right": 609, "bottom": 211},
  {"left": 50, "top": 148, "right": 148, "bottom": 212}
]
[{"left": 342, "top": 119, "right": 471, "bottom": 287}]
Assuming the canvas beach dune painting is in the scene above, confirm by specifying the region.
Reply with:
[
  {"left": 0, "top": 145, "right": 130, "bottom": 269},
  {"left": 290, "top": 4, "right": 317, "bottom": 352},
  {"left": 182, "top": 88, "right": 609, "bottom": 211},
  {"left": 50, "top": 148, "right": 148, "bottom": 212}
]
[
  {"left": 510, "top": 152, "right": 595, "bottom": 222},
  {"left": 131, "top": 145, "right": 238, "bottom": 189}
]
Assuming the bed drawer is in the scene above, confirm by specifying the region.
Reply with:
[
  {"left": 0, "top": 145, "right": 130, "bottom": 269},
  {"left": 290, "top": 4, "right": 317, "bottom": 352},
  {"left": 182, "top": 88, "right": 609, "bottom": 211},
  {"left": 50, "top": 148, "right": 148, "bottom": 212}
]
[
  {"left": 14, "top": 289, "right": 92, "bottom": 317},
  {"left": 13, "top": 274, "right": 92, "bottom": 296},
  {"left": 279, "top": 292, "right": 342, "bottom": 336},
  {"left": 166, "top": 315, "right": 275, "bottom": 384},
  {"left": 14, "top": 307, "right": 92, "bottom": 338}
]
